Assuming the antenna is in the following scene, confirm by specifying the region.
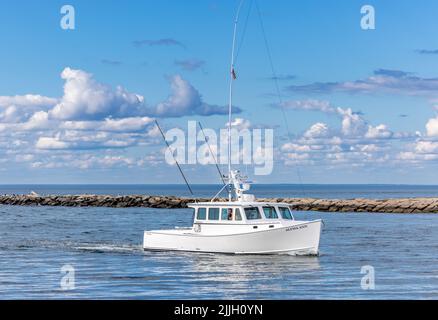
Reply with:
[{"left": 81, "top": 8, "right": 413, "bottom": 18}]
[
  {"left": 198, "top": 121, "right": 226, "bottom": 186},
  {"left": 227, "top": 0, "right": 245, "bottom": 201},
  {"left": 155, "top": 120, "right": 194, "bottom": 196}
]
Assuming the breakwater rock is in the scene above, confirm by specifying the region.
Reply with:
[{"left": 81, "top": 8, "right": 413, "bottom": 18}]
[{"left": 1, "top": 194, "right": 438, "bottom": 213}]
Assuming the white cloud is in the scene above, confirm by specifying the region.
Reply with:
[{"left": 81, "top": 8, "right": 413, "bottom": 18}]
[
  {"left": 281, "top": 143, "right": 312, "bottom": 152},
  {"left": 415, "top": 141, "right": 438, "bottom": 153},
  {"left": 22, "top": 111, "right": 52, "bottom": 130},
  {"left": 0, "top": 95, "right": 57, "bottom": 123},
  {"left": 426, "top": 116, "right": 438, "bottom": 136},
  {"left": 303, "top": 122, "right": 330, "bottom": 138},
  {"left": 0, "top": 106, "right": 23, "bottom": 122},
  {"left": 60, "top": 116, "right": 154, "bottom": 132},
  {"left": 149, "top": 75, "right": 234, "bottom": 117},
  {"left": 336, "top": 107, "right": 367, "bottom": 137},
  {"left": 0, "top": 67, "right": 236, "bottom": 173},
  {"left": 0, "top": 94, "right": 57, "bottom": 108},
  {"left": 36, "top": 137, "right": 69, "bottom": 150},
  {"left": 365, "top": 124, "right": 393, "bottom": 139},
  {"left": 227, "top": 118, "right": 251, "bottom": 130},
  {"left": 49, "top": 68, "right": 145, "bottom": 120},
  {"left": 280, "top": 99, "right": 335, "bottom": 113},
  {"left": 397, "top": 151, "right": 438, "bottom": 161},
  {"left": 278, "top": 100, "right": 411, "bottom": 169}
]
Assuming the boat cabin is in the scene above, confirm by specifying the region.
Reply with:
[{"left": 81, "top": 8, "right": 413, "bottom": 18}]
[
  {"left": 189, "top": 202, "right": 294, "bottom": 224},
  {"left": 186, "top": 202, "right": 297, "bottom": 235}
]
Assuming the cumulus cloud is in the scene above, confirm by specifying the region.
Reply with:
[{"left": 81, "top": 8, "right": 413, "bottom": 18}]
[
  {"left": 226, "top": 118, "right": 251, "bottom": 130},
  {"left": 281, "top": 99, "right": 393, "bottom": 140},
  {"left": 415, "top": 141, "right": 438, "bottom": 153},
  {"left": 29, "top": 68, "right": 229, "bottom": 121},
  {"left": 336, "top": 107, "right": 368, "bottom": 136},
  {"left": 365, "top": 124, "right": 393, "bottom": 139},
  {"left": 303, "top": 122, "right": 330, "bottom": 138},
  {"left": 0, "top": 95, "right": 57, "bottom": 123},
  {"left": 22, "top": 111, "right": 52, "bottom": 130},
  {"left": 426, "top": 116, "right": 438, "bottom": 137},
  {"left": 0, "top": 95, "right": 57, "bottom": 108},
  {"left": 36, "top": 136, "right": 69, "bottom": 150},
  {"left": 60, "top": 116, "right": 154, "bottom": 132},
  {"left": 30, "top": 153, "right": 148, "bottom": 170},
  {"left": 0, "top": 67, "right": 238, "bottom": 173},
  {"left": 35, "top": 130, "right": 143, "bottom": 150},
  {"left": 49, "top": 68, "right": 145, "bottom": 120},
  {"left": 147, "top": 75, "right": 240, "bottom": 117},
  {"left": 277, "top": 99, "right": 408, "bottom": 168}
]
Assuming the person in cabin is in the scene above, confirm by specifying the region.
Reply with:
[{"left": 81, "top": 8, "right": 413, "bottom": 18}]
[{"left": 227, "top": 208, "right": 233, "bottom": 220}]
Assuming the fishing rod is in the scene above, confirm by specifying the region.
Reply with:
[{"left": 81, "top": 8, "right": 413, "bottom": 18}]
[{"left": 154, "top": 120, "right": 194, "bottom": 196}]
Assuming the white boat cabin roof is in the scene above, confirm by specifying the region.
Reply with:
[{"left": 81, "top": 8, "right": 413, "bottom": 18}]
[{"left": 188, "top": 201, "right": 292, "bottom": 208}]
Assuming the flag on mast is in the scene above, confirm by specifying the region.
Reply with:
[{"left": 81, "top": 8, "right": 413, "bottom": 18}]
[{"left": 231, "top": 68, "right": 237, "bottom": 80}]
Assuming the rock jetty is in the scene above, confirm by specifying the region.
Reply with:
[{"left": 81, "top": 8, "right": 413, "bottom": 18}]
[{"left": 0, "top": 194, "right": 438, "bottom": 213}]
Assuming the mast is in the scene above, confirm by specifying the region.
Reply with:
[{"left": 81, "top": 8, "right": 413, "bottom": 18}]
[{"left": 227, "top": 0, "right": 245, "bottom": 201}]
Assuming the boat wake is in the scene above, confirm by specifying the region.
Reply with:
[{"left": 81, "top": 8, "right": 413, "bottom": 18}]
[
  {"left": 74, "top": 243, "right": 142, "bottom": 253},
  {"left": 2, "top": 240, "right": 142, "bottom": 254}
]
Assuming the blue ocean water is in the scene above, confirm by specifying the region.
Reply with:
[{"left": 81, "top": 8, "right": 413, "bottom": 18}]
[{"left": 0, "top": 184, "right": 437, "bottom": 299}]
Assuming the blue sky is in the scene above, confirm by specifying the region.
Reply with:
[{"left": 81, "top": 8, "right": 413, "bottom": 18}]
[{"left": 1, "top": 0, "right": 438, "bottom": 184}]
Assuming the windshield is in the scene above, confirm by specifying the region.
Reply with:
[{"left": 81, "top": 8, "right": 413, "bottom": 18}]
[
  {"left": 244, "top": 207, "right": 261, "bottom": 220},
  {"left": 279, "top": 207, "right": 293, "bottom": 220},
  {"left": 263, "top": 206, "right": 278, "bottom": 219}
]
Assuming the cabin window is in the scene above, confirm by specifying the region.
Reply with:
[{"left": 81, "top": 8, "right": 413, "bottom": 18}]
[
  {"left": 197, "top": 208, "right": 206, "bottom": 220},
  {"left": 244, "top": 207, "right": 261, "bottom": 220},
  {"left": 208, "top": 208, "right": 220, "bottom": 220},
  {"left": 221, "top": 208, "right": 228, "bottom": 220},
  {"left": 235, "top": 208, "right": 242, "bottom": 221},
  {"left": 221, "top": 208, "right": 233, "bottom": 220},
  {"left": 263, "top": 206, "right": 278, "bottom": 219},
  {"left": 279, "top": 207, "right": 293, "bottom": 220}
]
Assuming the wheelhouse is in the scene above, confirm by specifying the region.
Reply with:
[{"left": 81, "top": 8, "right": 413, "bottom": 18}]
[{"left": 189, "top": 202, "right": 295, "bottom": 224}]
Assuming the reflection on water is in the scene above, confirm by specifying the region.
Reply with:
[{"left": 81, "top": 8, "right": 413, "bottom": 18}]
[
  {"left": 0, "top": 188, "right": 437, "bottom": 299},
  {"left": 185, "top": 253, "right": 321, "bottom": 298}
]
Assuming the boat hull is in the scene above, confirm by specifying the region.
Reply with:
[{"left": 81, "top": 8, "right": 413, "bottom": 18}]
[{"left": 143, "top": 220, "right": 322, "bottom": 255}]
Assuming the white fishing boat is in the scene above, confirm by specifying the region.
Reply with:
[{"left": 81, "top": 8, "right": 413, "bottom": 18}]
[
  {"left": 144, "top": 171, "right": 322, "bottom": 255},
  {"left": 143, "top": 1, "right": 323, "bottom": 255}
]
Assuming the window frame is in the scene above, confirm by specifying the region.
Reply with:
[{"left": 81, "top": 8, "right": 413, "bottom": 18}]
[
  {"left": 235, "top": 208, "right": 243, "bottom": 221},
  {"left": 196, "top": 207, "right": 207, "bottom": 220},
  {"left": 278, "top": 206, "right": 294, "bottom": 220},
  {"left": 244, "top": 206, "right": 262, "bottom": 220},
  {"left": 208, "top": 207, "right": 220, "bottom": 221},
  {"left": 262, "top": 206, "right": 279, "bottom": 219},
  {"left": 221, "top": 208, "right": 236, "bottom": 221}
]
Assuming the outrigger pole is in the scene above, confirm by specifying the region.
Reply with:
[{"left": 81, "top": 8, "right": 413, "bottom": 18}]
[
  {"left": 198, "top": 121, "right": 227, "bottom": 186},
  {"left": 155, "top": 120, "right": 194, "bottom": 196}
]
